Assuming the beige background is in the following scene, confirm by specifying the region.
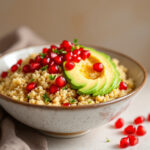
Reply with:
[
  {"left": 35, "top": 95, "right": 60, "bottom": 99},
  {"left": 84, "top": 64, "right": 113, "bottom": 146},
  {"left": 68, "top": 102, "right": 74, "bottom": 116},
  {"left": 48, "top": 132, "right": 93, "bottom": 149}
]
[{"left": 0, "top": 0, "right": 150, "bottom": 71}]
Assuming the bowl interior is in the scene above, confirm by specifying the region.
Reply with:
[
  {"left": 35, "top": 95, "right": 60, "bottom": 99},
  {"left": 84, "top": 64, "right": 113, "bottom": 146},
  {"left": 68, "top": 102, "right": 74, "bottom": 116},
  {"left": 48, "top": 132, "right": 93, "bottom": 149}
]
[{"left": 0, "top": 45, "right": 146, "bottom": 97}]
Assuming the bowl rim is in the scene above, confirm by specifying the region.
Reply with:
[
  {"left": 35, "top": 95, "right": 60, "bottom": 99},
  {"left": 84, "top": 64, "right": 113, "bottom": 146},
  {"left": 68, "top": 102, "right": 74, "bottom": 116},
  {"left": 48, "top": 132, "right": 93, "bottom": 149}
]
[{"left": 0, "top": 44, "right": 147, "bottom": 110}]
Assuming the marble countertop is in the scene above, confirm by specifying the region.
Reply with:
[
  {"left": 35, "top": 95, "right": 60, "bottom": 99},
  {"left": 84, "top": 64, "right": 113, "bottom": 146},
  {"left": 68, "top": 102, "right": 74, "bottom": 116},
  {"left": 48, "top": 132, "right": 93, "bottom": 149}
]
[{"left": 47, "top": 74, "right": 150, "bottom": 150}]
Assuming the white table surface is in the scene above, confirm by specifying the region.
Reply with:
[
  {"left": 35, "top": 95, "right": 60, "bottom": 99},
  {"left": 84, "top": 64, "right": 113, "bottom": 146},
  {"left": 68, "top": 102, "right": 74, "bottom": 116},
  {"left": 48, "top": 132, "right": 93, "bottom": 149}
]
[{"left": 47, "top": 74, "right": 150, "bottom": 150}]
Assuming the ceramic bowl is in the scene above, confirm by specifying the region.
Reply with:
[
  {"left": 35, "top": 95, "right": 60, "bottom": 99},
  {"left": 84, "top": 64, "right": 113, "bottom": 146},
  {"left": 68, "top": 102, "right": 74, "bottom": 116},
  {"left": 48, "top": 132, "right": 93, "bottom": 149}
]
[{"left": 0, "top": 45, "right": 147, "bottom": 138}]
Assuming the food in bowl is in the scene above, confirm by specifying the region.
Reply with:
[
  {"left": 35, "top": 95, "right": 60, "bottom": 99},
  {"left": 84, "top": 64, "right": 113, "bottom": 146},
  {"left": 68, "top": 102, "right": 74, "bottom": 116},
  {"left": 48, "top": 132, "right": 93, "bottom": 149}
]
[{"left": 0, "top": 40, "right": 134, "bottom": 106}]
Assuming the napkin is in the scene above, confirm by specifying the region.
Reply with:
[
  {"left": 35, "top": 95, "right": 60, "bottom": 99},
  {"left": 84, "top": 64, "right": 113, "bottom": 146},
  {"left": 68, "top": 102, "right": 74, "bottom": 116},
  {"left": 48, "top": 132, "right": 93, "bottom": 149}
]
[{"left": 0, "top": 27, "right": 49, "bottom": 150}]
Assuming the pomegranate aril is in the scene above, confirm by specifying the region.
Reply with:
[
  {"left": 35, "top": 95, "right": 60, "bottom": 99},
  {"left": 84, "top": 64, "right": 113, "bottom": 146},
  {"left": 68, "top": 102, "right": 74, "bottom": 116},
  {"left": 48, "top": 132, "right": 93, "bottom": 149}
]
[
  {"left": 73, "top": 49, "right": 81, "bottom": 55},
  {"left": 48, "top": 65, "right": 59, "bottom": 74},
  {"left": 11, "top": 64, "right": 18, "bottom": 72},
  {"left": 54, "top": 56, "right": 63, "bottom": 65},
  {"left": 60, "top": 40, "right": 72, "bottom": 49},
  {"left": 55, "top": 76, "right": 66, "bottom": 87},
  {"left": 134, "top": 116, "right": 145, "bottom": 124},
  {"left": 65, "top": 52, "right": 73, "bottom": 61},
  {"left": 119, "top": 137, "right": 129, "bottom": 148},
  {"left": 128, "top": 135, "right": 138, "bottom": 146},
  {"left": 1, "top": 72, "right": 8, "bottom": 78},
  {"left": 42, "top": 48, "right": 48, "bottom": 53},
  {"left": 42, "top": 57, "right": 50, "bottom": 66},
  {"left": 23, "top": 65, "right": 31, "bottom": 73},
  {"left": 49, "top": 52, "right": 58, "bottom": 59},
  {"left": 124, "top": 125, "right": 136, "bottom": 135},
  {"left": 35, "top": 55, "right": 42, "bottom": 63},
  {"left": 50, "top": 45, "right": 57, "bottom": 51},
  {"left": 136, "top": 125, "right": 146, "bottom": 136},
  {"left": 63, "top": 102, "right": 71, "bottom": 107},
  {"left": 65, "top": 61, "right": 75, "bottom": 70},
  {"left": 17, "top": 59, "right": 22, "bottom": 65},
  {"left": 115, "top": 118, "right": 124, "bottom": 129},
  {"left": 81, "top": 50, "right": 90, "bottom": 60},
  {"left": 73, "top": 56, "right": 81, "bottom": 63},
  {"left": 119, "top": 81, "right": 128, "bottom": 90},
  {"left": 26, "top": 82, "right": 37, "bottom": 92},
  {"left": 30, "top": 62, "right": 41, "bottom": 71},
  {"left": 148, "top": 113, "right": 150, "bottom": 121},
  {"left": 29, "top": 59, "right": 34, "bottom": 64},
  {"left": 49, "top": 61, "right": 55, "bottom": 66},
  {"left": 49, "top": 84, "right": 59, "bottom": 94},
  {"left": 93, "top": 63, "right": 103, "bottom": 72}
]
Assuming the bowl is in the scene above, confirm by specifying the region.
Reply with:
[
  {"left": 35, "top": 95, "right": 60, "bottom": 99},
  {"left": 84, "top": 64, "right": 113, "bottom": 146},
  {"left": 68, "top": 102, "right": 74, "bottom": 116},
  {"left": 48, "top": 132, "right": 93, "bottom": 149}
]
[{"left": 0, "top": 45, "right": 147, "bottom": 138}]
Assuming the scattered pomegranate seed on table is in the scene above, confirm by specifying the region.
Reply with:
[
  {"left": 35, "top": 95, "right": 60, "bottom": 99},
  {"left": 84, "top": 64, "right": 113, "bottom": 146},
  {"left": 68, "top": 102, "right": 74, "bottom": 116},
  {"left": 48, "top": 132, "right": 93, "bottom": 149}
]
[
  {"left": 1, "top": 72, "right": 8, "bottom": 78},
  {"left": 134, "top": 116, "right": 145, "bottom": 124},
  {"left": 115, "top": 118, "right": 124, "bottom": 129},
  {"left": 136, "top": 125, "right": 146, "bottom": 136},
  {"left": 119, "top": 137, "right": 129, "bottom": 148},
  {"left": 128, "top": 135, "right": 139, "bottom": 146},
  {"left": 11, "top": 64, "right": 18, "bottom": 72},
  {"left": 124, "top": 125, "right": 136, "bottom": 135},
  {"left": 93, "top": 63, "right": 103, "bottom": 72},
  {"left": 26, "top": 82, "right": 37, "bottom": 92},
  {"left": 147, "top": 113, "right": 150, "bottom": 121},
  {"left": 119, "top": 81, "right": 128, "bottom": 90}
]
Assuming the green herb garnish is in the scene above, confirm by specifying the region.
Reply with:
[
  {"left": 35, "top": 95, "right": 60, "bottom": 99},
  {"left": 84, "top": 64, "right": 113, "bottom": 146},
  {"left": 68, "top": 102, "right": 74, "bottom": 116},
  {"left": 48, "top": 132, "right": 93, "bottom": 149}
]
[
  {"left": 63, "top": 85, "right": 68, "bottom": 90},
  {"left": 70, "top": 98, "right": 76, "bottom": 103},
  {"left": 73, "top": 38, "right": 78, "bottom": 46},
  {"left": 27, "top": 96, "right": 30, "bottom": 99},
  {"left": 52, "top": 48, "right": 59, "bottom": 54},
  {"left": 88, "top": 100, "right": 92, "bottom": 104},
  {"left": 52, "top": 48, "right": 67, "bottom": 54},
  {"left": 49, "top": 74, "right": 56, "bottom": 80},
  {"left": 106, "top": 138, "right": 110, "bottom": 143},
  {"left": 30, "top": 79, "right": 34, "bottom": 82},
  {"left": 40, "top": 53, "right": 46, "bottom": 58},
  {"left": 71, "top": 47, "right": 76, "bottom": 51},
  {"left": 59, "top": 49, "right": 67, "bottom": 54},
  {"left": 43, "top": 93, "right": 51, "bottom": 103},
  {"left": 41, "top": 65, "right": 48, "bottom": 71}
]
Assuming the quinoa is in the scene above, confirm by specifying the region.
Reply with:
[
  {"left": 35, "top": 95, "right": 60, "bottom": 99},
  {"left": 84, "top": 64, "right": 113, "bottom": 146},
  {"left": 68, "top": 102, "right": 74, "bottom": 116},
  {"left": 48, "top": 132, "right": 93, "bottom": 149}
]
[{"left": 0, "top": 54, "right": 134, "bottom": 106}]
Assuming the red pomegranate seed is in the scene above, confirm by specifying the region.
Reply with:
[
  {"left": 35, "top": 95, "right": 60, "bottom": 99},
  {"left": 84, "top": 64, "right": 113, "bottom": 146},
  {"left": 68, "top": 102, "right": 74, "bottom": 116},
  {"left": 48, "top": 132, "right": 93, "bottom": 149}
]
[
  {"left": 55, "top": 76, "right": 66, "bottom": 87},
  {"left": 119, "top": 137, "right": 129, "bottom": 148},
  {"left": 148, "top": 113, "right": 150, "bottom": 121},
  {"left": 54, "top": 56, "right": 63, "bottom": 65},
  {"left": 17, "top": 59, "right": 22, "bottom": 66},
  {"left": 49, "top": 52, "right": 58, "bottom": 59},
  {"left": 29, "top": 59, "right": 34, "bottom": 64},
  {"left": 49, "top": 84, "right": 60, "bottom": 94},
  {"left": 23, "top": 64, "right": 31, "bottom": 73},
  {"left": 136, "top": 125, "right": 146, "bottom": 136},
  {"left": 124, "top": 125, "right": 136, "bottom": 135},
  {"left": 93, "top": 63, "right": 103, "bottom": 72},
  {"left": 115, "top": 118, "right": 124, "bottom": 129},
  {"left": 119, "top": 81, "right": 128, "bottom": 90},
  {"left": 73, "top": 49, "right": 81, "bottom": 55},
  {"left": 48, "top": 65, "right": 59, "bottom": 74},
  {"left": 42, "top": 48, "right": 48, "bottom": 53},
  {"left": 63, "top": 102, "right": 71, "bottom": 107},
  {"left": 73, "top": 56, "right": 81, "bottom": 63},
  {"left": 128, "top": 135, "right": 139, "bottom": 146},
  {"left": 49, "top": 61, "right": 55, "bottom": 66},
  {"left": 81, "top": 50, "right": 90, "bottom": 60},
  {"left": 65, "top": 61, "right": 75, "bottom": 70},
  {"left": 42, "top": 57, "right": 50, "bottom": 66},
  {"left": 26, "top": 82, "right": 37, "bottom": 92},
  {"left": 11, "top": 64, "right": 18, "bottom": 72},
  {"left": 1, "top": 72, "right": 8, "bottom": 78},
  {"left": 65, "top": 52, "right": 73, "bottom": 61},
  {"left": 35, "top": 55, "right": 42, "bottom": 63},
  {"left": 30, "top": 62, "right": 41, "bottom": 71},
  {"left": 134, "top": 116, "right": 145, "bottom": 124},
  {"left": 50, "top": 45, "right": 57, "bottom": 51},
  {"left": 60, "top": 40, "right": 72, "bottom": 49}
]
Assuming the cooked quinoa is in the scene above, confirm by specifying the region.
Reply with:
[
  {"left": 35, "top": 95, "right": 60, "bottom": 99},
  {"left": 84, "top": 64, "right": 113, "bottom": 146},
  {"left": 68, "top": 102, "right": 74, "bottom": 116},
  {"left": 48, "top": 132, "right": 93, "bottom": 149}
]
[{"left": 0, "top": 53, "right": 134, "bottom": 106}]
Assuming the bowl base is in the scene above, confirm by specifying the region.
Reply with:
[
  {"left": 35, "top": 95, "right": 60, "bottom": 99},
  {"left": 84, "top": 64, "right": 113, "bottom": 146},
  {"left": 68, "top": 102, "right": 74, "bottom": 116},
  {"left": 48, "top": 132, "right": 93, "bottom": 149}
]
[{"left": 39, "top": 130, "right": 90, "bottom": 138}]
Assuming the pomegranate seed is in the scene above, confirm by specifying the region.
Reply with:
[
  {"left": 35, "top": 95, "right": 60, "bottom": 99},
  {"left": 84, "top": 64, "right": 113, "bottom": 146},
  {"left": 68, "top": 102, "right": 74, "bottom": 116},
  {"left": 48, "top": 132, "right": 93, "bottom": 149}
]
[
  {"left": 48, "top": 65, "right": 59, "bottom": 74},
  {"left": 54, "top": 56, "right": 63, "bottom": 65},
  {"left": 136, "top": 125, "right": 146, "bottom": 136},
  {"left": 42, "top": 48, "right": 48, "bottom": 53},
  {"left": 115, "top": 118, "right": 124, "bottom": 129},
  {"left": 128, "top": 135, "right": 138, "bottom": 146},
  {"left": 65, "top": 61, "right": 75, "bottom": 70},
  {"left": 93, "top": 63, "right": 103, "bottom": 72},
  {"left": 73, "top": 56, "right": 81, "bottom": 63},
  {"left": 49, "top": 61, "right": 55, "bottom": 66},
  {"left": 81, "top": 50, "right": 90, "bottom": 60},
  {"left": 17, "top": 59, "right": 22, "bottom": 65},
  {"left": 119, "top": 137, "right": 129, "bottom": 148},
  {"left": 42, "top": 57, "right": 51, "bottom": 66},
  {"left": 134, "top": 116, "right": 145, "bottom": 124},
  {"left": 23, "top": 64, "right": 31, "bottom": 73},
  {"left": 148, "top": 113, "right": 150, "bottom": 121},
  {"left": 73, "top": 49, "right": 81, "bottom": 55},
  {"left": 26, "top": 82, "right": 37, "bottom": 92},
  {"left": 1, "top": 72, "right": 8, "bottom": 78},
  {"left": 30, "top": 62, "right": 41, "bottom": 71},
  {"left": 50, "top": 45, "right": 57, "bottom": 51},
  {"left": 124, "top": 125, "right": 136, "bottom": 135},
  {"left": 65, "top": 52, "right": 73, "bottom": 61},
  {"left": 49, "top": 84, "right": 59, "bottom": 94},
  {"left": 63, "top": 102, "right": 71, "bottom": 107},
  {"left": 29, "top": 59, "right": 34, "bottom": 64},
  {"left": 35, "top": 55, "right": 42, "bottom": 63},
  {"left": 60, "top": 40, "right": 72, "bottom": 50},
  {"left": 55, "top": 76, "right": 66, "bottom": 87},
  {"left": 119, "top": 81, "right": 128, "bottom": 90},
  {"left": 49, "top": 52, "right": 58, "bottom": 59},
  {"left": 11, "top": 64, "right": 18, "bottom": 72}
]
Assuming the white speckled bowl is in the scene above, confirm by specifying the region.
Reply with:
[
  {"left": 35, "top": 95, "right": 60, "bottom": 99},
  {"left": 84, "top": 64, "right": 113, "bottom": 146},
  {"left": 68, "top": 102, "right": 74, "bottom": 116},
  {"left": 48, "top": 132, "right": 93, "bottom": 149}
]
[{"left": 0, "top": 45, "right": 147, "bottom": 138}]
